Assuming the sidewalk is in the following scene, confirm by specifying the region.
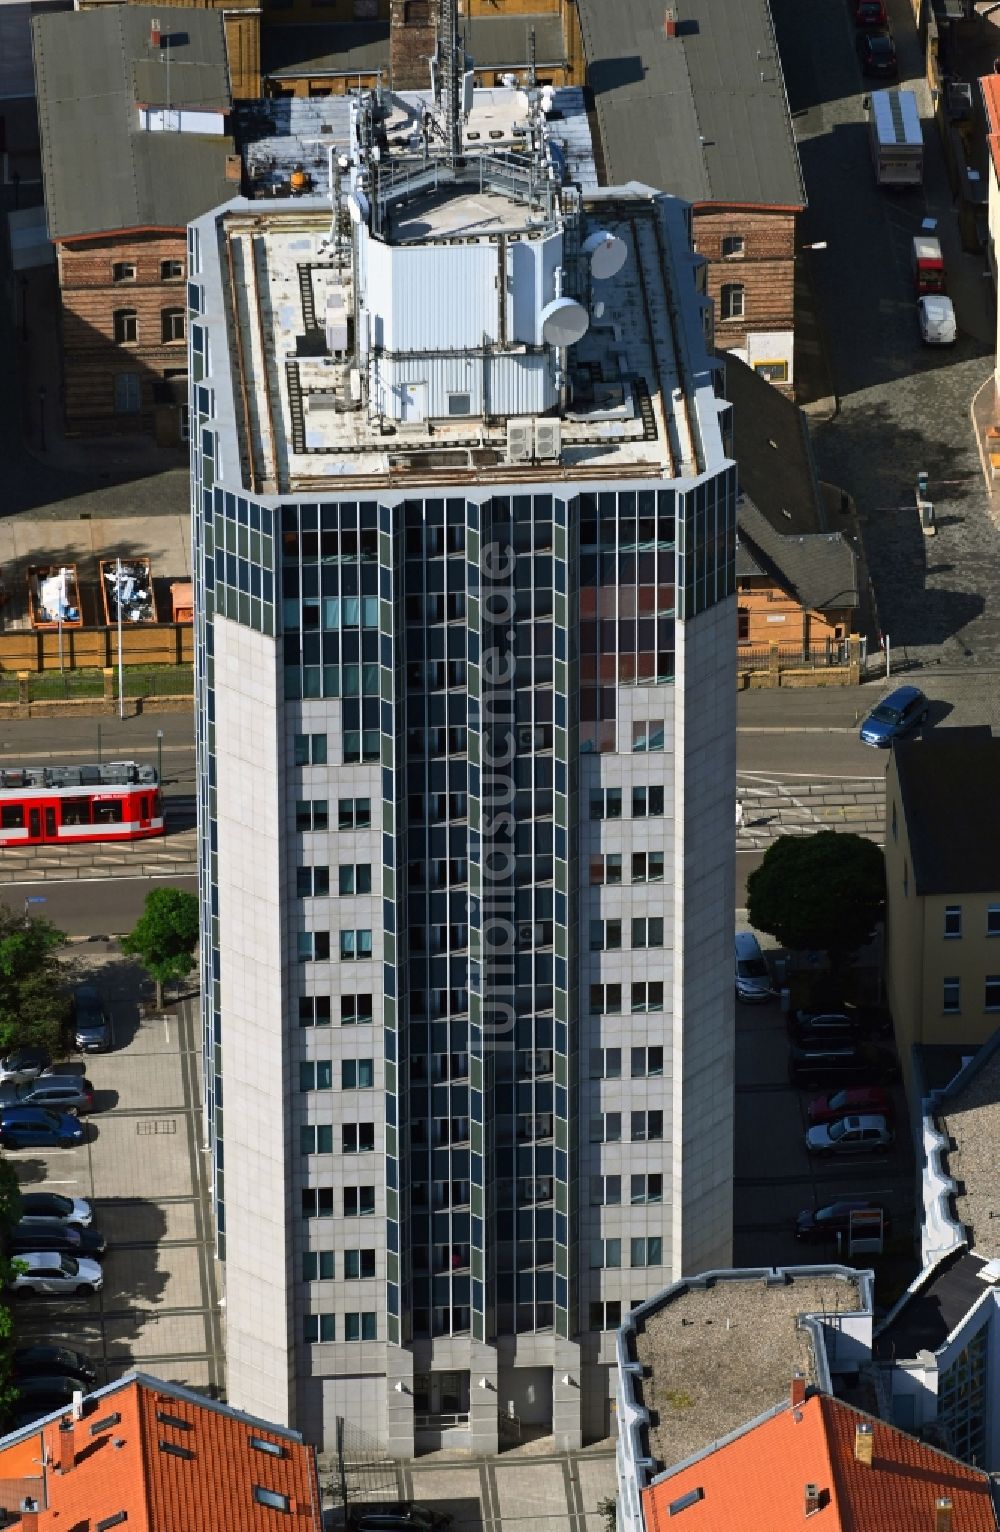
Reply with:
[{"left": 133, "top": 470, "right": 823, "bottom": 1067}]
[{"left": 794, "top": 253, "right": 839, "bottom": 422}]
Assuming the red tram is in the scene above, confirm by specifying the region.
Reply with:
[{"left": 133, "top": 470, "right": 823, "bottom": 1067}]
[{"left": 0, "top": 761, "right": 164, "bottom": 847}]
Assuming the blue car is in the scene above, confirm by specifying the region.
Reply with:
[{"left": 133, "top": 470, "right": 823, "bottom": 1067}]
[
  {"left": 0, "top": 1106, "right": 85, "bottom": 1149},
  {"left": 859, "top": 685, "right": 928, "bottom": 747}
]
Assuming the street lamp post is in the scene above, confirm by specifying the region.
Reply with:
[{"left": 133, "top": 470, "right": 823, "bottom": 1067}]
[{"left": 156, "top": 729, "right": 164, "bottom": 784}]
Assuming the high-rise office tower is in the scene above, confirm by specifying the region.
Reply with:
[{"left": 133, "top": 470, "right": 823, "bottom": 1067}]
[{"left": 190, "top": 43, "right": 736, "bottom": 1459}]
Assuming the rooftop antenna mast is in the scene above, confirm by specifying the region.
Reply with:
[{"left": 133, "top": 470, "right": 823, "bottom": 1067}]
[{"left": 439, "top": 0, "right": 464, "bottom": 165}]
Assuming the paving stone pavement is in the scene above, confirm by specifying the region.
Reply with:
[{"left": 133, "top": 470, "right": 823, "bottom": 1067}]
[
  {"left": 772, "top": 0, "right": 1000, "bottom": 672},
  {"left": 0, "top": 800, "right": 197, "bottom": 885},
  {"left": 321, "top": 1445, "right": 617, "bottom": 1531},
  {"left": 737, "top": 775, "right": 885, "bottom": 850},
  {"left": 9, "top": 951, "right": 224, "bottom": 1399}
]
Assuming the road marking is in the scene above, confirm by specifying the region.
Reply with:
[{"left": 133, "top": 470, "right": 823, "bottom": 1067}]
[{"left": 739, "top": 770, "right": 882, "bottom": 783}]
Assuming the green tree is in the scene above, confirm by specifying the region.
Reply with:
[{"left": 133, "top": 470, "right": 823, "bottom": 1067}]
[
  {"left": 121, "top": 887, "right": 200, "bottom": 1010},
  {"left": 746, "top": 831, "right": 886, "bottom": 967},
  {"left": 0, "top": 904, "right": 69, "bottom": 1055}
]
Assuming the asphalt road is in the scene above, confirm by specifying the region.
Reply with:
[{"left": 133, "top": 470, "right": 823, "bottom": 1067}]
[
  {"left": 771, "top": 0, "right": 1000, "bottom": 670},
  {"left": 2, "top": 681, "right": 993, "bottom": 929}
]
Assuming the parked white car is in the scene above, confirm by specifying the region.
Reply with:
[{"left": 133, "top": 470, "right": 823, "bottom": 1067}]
[
  {"left": 918, "top": 295, "right": 956, "bottom": 345},
  {"left": 805, "top": 1113, "right": 894, "bottom": 1157},
  {"left": 9, "top": 1251, "right": 103, "bottom": 1295}
]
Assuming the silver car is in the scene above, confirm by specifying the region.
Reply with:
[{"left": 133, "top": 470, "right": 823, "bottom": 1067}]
[
  {"left": 9, "top": 1251, "right": 103, "bottom": 1295},
  {"left": 805, "top": 1113, "right": 893, "bottom": 1156}
]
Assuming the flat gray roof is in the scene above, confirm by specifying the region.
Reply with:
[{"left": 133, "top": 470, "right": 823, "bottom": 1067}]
[
  {"left": 577, "top": 0, "right": 804, "bottom": 208},
  {"left": 262, "top": 14, "right": 565, "bottom": 81},
  {"left": 942, "top": 1041, "right": 1000, "bottom": 1262},
  {"left": 33, "top": 5, "right": 235, "bottom": 240},
  {"left": 894, "top": 728, "right": 1000, "bottom": 896},
  {"left": 629, "top": 1270, "right": 864, "bottom": 1471}
]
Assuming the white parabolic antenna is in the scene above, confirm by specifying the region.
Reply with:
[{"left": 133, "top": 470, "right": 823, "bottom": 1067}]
[
  {"left": 541, "top": 296, "right": 589, "bottom": 347},
  {"left": 583, "top": 229, "right": 628, "bottom": 280},
  {"left": 347, "top": 190, "right": 369, "bottom": 225}
]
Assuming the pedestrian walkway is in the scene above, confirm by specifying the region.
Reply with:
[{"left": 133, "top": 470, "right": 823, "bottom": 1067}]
[
  {"left": 737, "top": 773, "right": 884, "bottom": 850},
  {"left": 0, "top": 808, "right": 196, "bottom": 886}
]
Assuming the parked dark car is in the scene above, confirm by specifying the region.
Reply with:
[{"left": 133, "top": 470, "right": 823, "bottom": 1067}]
[
  {"left": 12, "top": 1374, "right": 90, "bottom": 1416},
  {"left": 788, "top": 1042, "right": 900, "bottom": 1088},
  {"left": 789, "top": 1010, "right": 861, "bottom": 1043},
  {"left": 18, "top": 1192, "right": 92, "bottom": 1226},
  {"left": 856, "top": 28, "right": 897, "bottom": 76},
  {"left": 795, "top": 1199, "right": 892, "bottom": 1243},
  {"left": 0, "top": 1106, "right": 85, "bottom": 1149},
  {"left": 0, "top": 1078, "right": 95, "bottom": 1115},
  {"left": 13, "top": 1345, "right": 97, "bottom": 1389},
  {"left": 855, "top": 0, "right": 887, "bottom": 24},
  {"left": 350, "top": 1507, "right": 452, "bottom": 1532},
  {"left": 9, "top": 1217, "right": 106, "bottom": 1258},
  {"left": 859, "top": 685, "right": 928, "bottom": 747},
  {"left": 72, "top": 984, "right": 112, "bottom": 1054}
]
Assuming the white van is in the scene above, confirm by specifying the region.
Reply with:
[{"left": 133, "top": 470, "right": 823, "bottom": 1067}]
[{"left": 735, "top": 931, "right": 772, "bottom": 1003}]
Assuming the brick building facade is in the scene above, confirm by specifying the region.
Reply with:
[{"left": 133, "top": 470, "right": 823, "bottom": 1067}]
[
  {"left": 33, "top": 6, "right": 236, "bottom": 446},
  {"left": 57, "top": 232, "right": 192, "bottom": 442},
  {"left": 695, "top": 206, "right": 798, "bottom": 390}
]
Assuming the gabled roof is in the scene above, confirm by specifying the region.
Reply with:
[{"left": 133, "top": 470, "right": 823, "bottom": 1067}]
[
  {"left": 576, "top": 0, "right": 804, "bottom": 207},
  {"left": 892, "top": 728, "right": 1000, "bottom": 896},
  {"left": 644, "top": 1393, "right": 998, "bottom": 1532},
  {"left": 32, "top": 6, "right": 235, "bottom": 241},
  {"left": 0, "top": 1372, "right": 322, "bottom": 1530},
  {"left": 738, "top": 498, "right": 858, "bottom": 614}
]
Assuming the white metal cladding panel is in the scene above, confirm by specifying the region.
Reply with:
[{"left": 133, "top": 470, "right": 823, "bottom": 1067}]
[
  {"left": 372, "top": 351, "right": 554, "bottom": 418},
  {"left": 485, "top": 352, "right": 557, "bottom": 417},
  {"left": 369, "top": 240, "right": 502, "bottom": 351},
  {"left": 508, "top": 230, "right": 562, "bottom": 345}
]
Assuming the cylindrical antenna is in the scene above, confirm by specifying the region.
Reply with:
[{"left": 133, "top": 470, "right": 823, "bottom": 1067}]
[{"left": 439, "top": 0, "right": 463, "bottom": 164}]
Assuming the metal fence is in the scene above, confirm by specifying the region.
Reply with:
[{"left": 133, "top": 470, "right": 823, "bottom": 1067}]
[
  {"left": 0, "top": 666, "right": 193, "bottom": 705},
  {"left": 738, "top": 642, "right": 854, "bottom": 673},
  {"left": 320, "top": 1417, "right": 399, "bottom": 1517},
  {"left": 119, "top": 666, "right": 194, "bottom": 700}
]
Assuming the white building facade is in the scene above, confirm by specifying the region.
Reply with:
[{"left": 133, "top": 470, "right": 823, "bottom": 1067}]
[{"left": 188, "top": 78, "right": 737, "bottom": 1455}]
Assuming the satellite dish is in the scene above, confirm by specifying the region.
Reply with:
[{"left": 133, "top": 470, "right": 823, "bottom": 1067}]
[
  {"left": 541, "top": 296, "right": 589, "bottom": 348},
  {"left": 347, "top": 190, "right": 369, "bottom": 225},
  {"left": 583, "top": 230, "right": 628, "bottom": 280}
]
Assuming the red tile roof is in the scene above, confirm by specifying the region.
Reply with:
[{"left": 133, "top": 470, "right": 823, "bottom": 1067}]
[
  {"left": 0, "top": 1374, "right": 322, "bottom": 1530},
  {"left": 643, "top": 1392, "right": 997, "bottom": 1532},
  {"left": 981, "top": 74, "right": 1000, "bottom": 183}
]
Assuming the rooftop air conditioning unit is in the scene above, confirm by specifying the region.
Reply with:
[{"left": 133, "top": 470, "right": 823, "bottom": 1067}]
[
  {"left": 535, "top": 418, "right": 561, "bottom": 460},
  {"left": 506, "top": 418, "right": 533, "bottom": 464}
]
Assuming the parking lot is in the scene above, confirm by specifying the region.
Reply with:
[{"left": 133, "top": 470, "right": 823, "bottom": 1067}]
[
  {"left": 6, "top": 944, "right": 224, "bottom": 1396},
  {"left": 732, "top": 976, "right": 916, "bottom": 1272}
]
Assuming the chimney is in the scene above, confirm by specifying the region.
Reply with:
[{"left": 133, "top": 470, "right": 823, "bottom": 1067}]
[
  {"left": 58, "top": 1418, "right": 75, "bottom": 1474},
  {"left": 804, "top": 1484, "right": 821, "bottom": 1517},
  {"left": 20, "top": 1499, "right": 39, "bottom": 1532},
  {"left": 791, "top": 1373, "right": 806, "bottom": 1408},
  {"left": 936, "top": 1499, "right": 953, "bottom": 1532},
  {"left": 664, "top": 7, "right": 678, "bottom": 37},
  {"left": 150, "top": 17, "right": 161, "bottom": 48},
  {"left": 854, "top": 1421, "right": 874, "bottom": 1466}
]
